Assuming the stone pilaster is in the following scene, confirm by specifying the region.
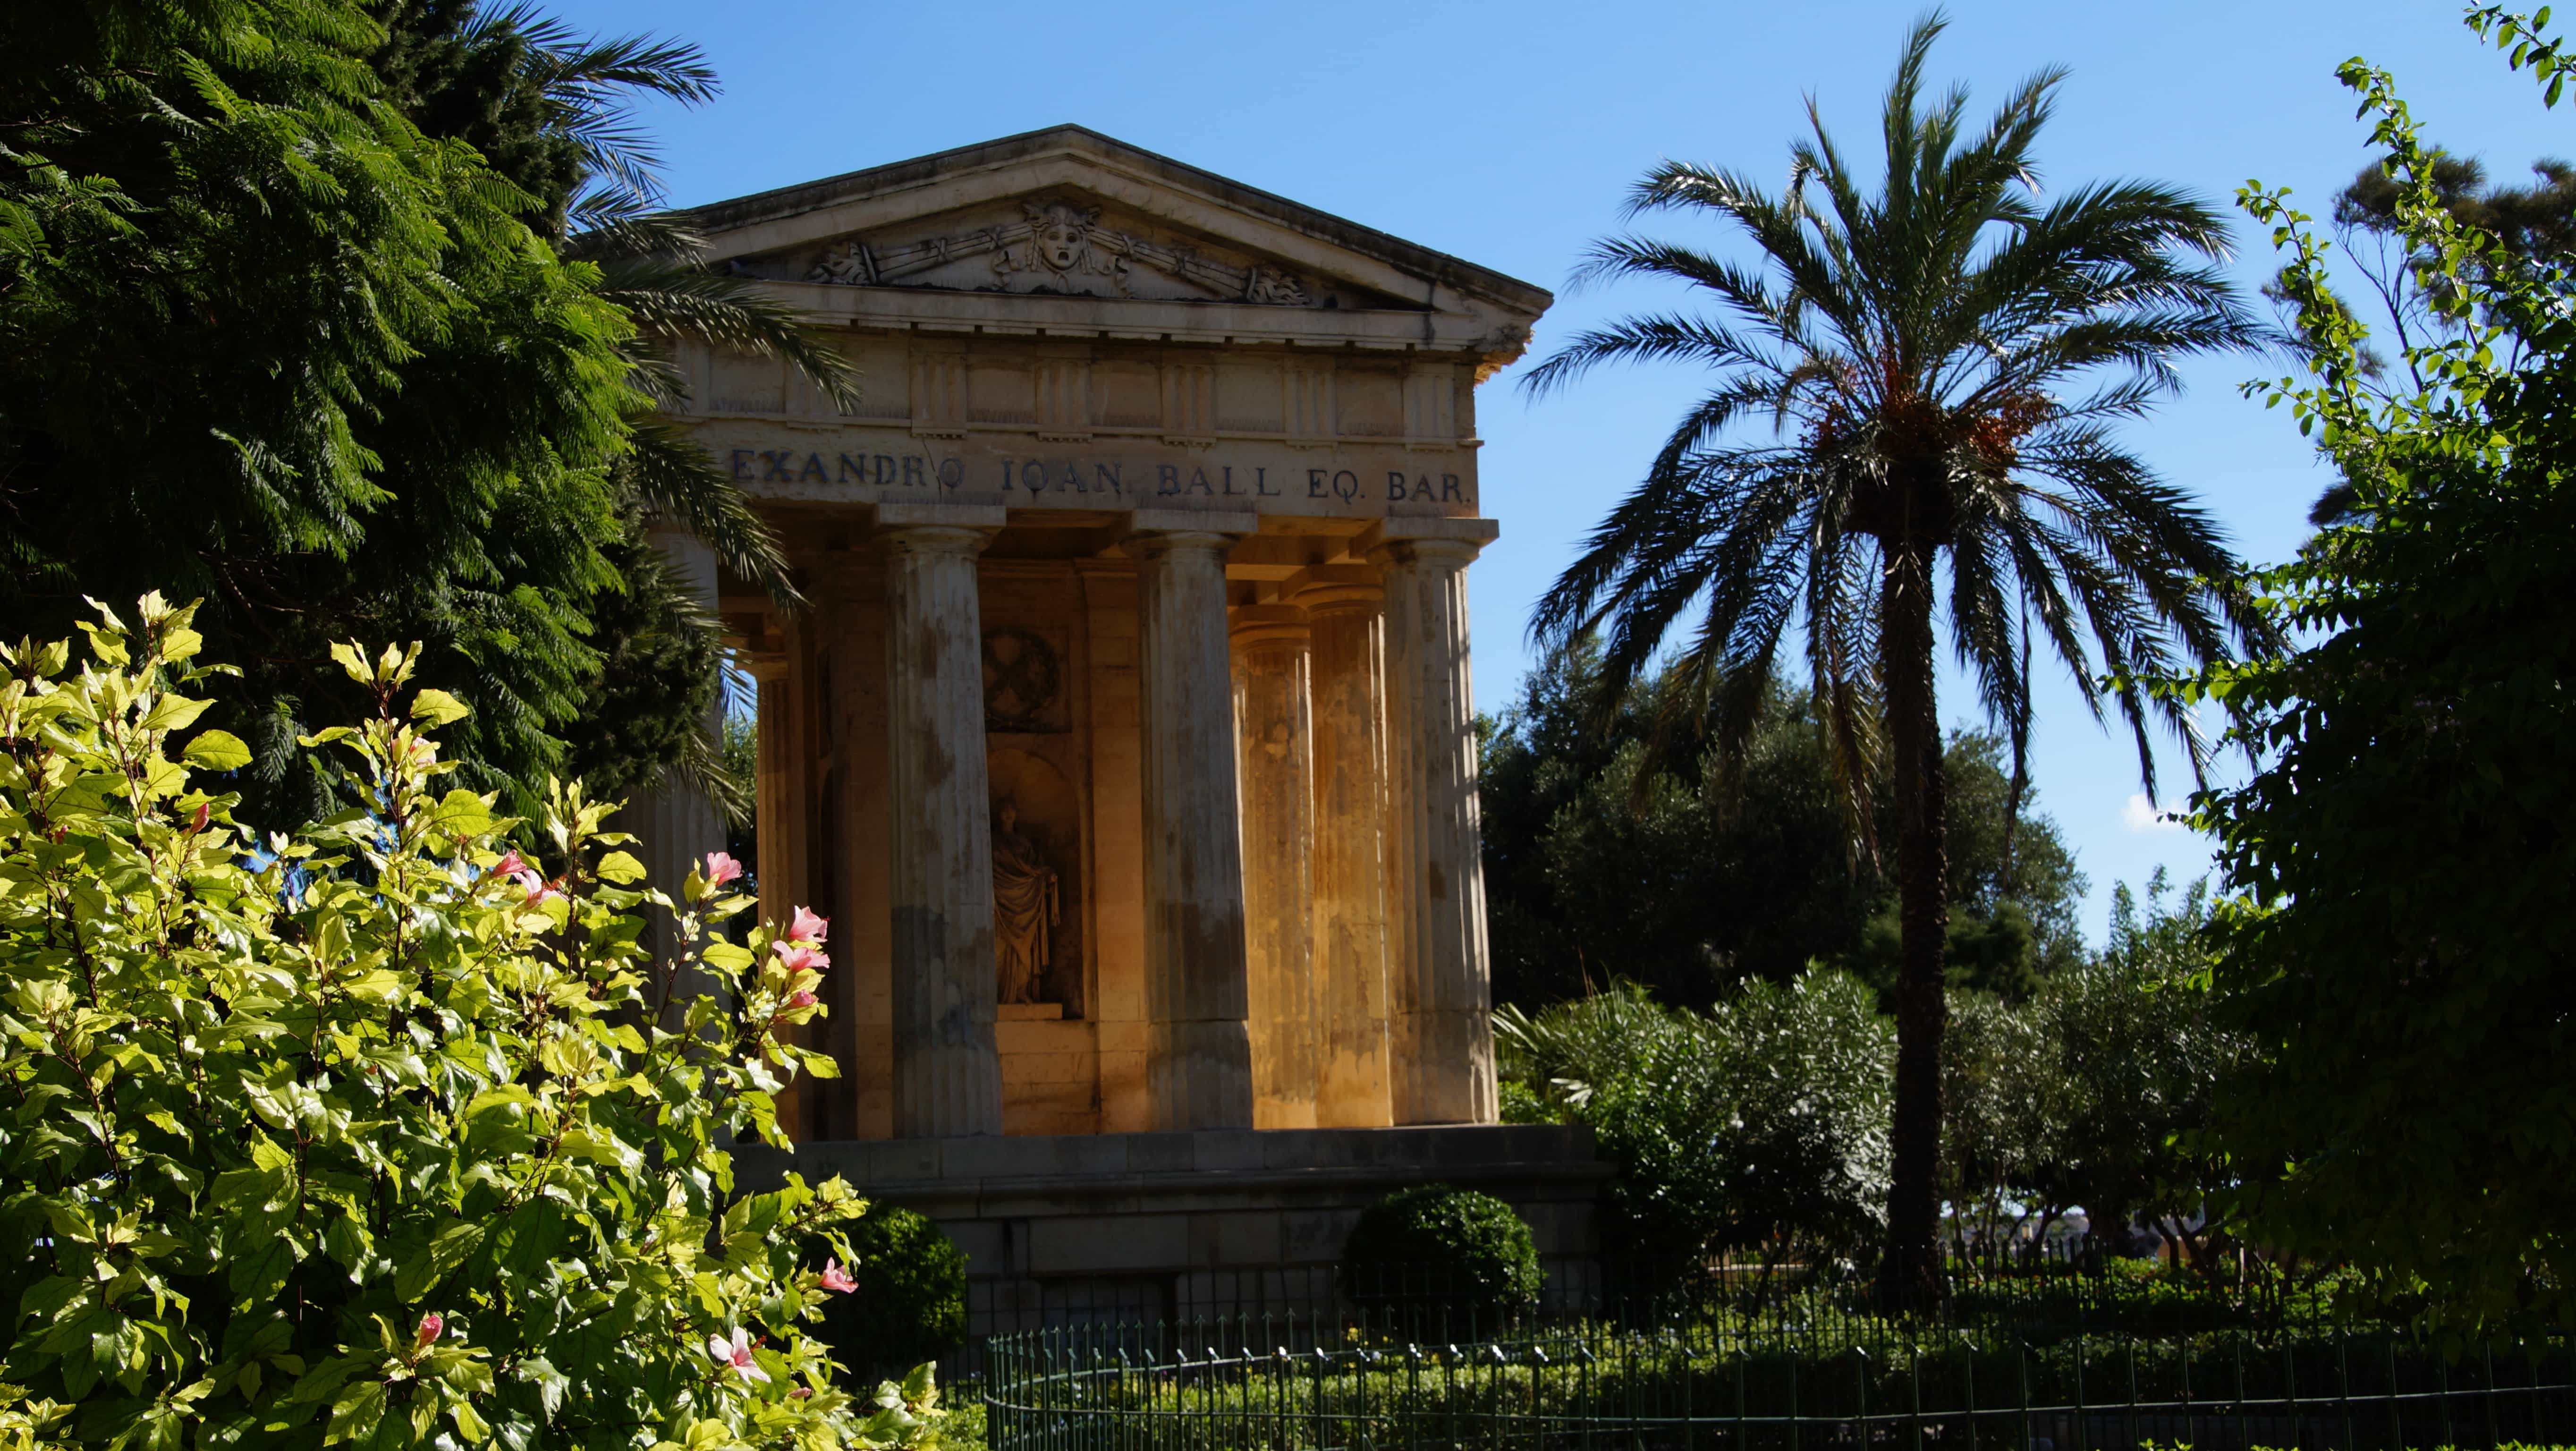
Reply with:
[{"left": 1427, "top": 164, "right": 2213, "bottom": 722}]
[
  {"left": 1230, "top": 604, "right": 1318, "bottom": 1130},
  {"left": 1126, "top": 526, "right": 1255, "bottom": 1131},
  {"left": 881, "top": 523, "right": 1005, "bottom": 1138},
  {"left": 1375, "top": 538, "right": 1498, "bottom": 1126},
  {"left": 1296, "top": 580, "right": 1394, "bottom": 1127}
]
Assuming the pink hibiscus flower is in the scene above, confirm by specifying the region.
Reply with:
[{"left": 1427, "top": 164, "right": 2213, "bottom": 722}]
[
  {"left": 706, "top": 1326, "right": 770, "bottom": 1383},
  {"left": 775, "top": 942, "right": 830, "bottom": 975}
]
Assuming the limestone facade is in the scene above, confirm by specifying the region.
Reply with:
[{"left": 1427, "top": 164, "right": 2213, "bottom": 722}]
[{"left": 661, "top": 127, "right": 1551, "bottom": 1145}]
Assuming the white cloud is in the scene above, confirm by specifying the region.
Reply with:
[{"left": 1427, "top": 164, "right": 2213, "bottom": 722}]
[{"left": 2121, "top": 792, "right": 2184, "bottom": 833}]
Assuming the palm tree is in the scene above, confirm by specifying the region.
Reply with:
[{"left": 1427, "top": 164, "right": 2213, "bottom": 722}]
[{"left": 1523, "top": 12, "right": 2275, "bottom": 1304}]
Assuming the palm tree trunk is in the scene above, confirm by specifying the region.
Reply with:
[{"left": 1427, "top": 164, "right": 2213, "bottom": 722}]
[{"left": 1875, "top": 541, "right": 1949, "bottom": 1310}]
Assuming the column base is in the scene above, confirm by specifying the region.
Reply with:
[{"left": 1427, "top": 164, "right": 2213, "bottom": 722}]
[
  {"left": 1396, "top": 1009, "right": 1498, "bottom": 1126},
  {"left": 1147, "top": 1020, "right": 1255, "bottom": 1130}
]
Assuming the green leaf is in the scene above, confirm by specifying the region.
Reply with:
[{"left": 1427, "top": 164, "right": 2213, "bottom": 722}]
[
  {"left": 409, "top": 688, "right": 471, "bottom": 727},
  {"left": 448, "top": 1393, "right": 490, "bottom": 1444},
  {"left": 323, "top": 1214, "right": 373, "bottom": 1275},
  {"left": 393, "top": 1222, "right": 487, "bottom": 1301},
  {"left": 323, "top": 1380, "right": 386, "bottom": 1445},
  {"left": 142, "top": 694, "right": 212, "bottom": 732},
  {"left": 328, "top": 644, "right": 372, "bottom": 687},
  {"left": 184, "top": 730, "right": 253, "bottom": 772},
  {"left": 595, "top": 851, "right": 648, "bottom": 885}
]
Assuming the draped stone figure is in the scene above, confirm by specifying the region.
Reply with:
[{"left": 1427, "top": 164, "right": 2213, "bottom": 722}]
[{"left": 992, "top": 800, "right": 1059, "bottom": 1004}]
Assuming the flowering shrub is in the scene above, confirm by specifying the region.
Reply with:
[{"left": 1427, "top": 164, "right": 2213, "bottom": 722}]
[{"left": 0, "top": 598, "right": 942, "bottom": 1450}]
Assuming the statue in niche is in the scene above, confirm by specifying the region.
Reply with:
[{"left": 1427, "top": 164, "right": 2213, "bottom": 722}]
[{"left": 991, "top": 799, "right": 1060, "bottom": 1005}]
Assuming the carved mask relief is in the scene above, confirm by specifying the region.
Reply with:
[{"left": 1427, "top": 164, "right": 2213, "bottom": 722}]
[{"left": 1034, "top": 205, "right": 1090, "bottom": 272}]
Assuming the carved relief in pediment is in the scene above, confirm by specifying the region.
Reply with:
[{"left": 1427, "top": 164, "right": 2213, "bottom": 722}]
[{"left": 768, "top": 197, "right": 1393, "bottom": 309}]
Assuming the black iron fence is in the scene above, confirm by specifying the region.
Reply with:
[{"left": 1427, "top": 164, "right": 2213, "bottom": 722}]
[
  {"left": 974, "top": 1277, "right": 2576, "bottom": 1451},
  {"left": 962, "top": 1256, "right": 2345, "bottom": 1350}
]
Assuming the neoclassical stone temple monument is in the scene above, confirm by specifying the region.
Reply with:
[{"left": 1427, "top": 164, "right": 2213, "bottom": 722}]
[{"left": 650, "top": 127, "right": 1602, "bottom": 1318}]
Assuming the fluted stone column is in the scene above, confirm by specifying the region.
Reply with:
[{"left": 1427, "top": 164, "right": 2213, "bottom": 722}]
[
  {"left": 1126, "top": 527, "right": 1255, "bottom": 1130},
  {"left": 747, "top": 658, "right": 799, "bottom": 925},
  {"left": 882, "top": 523, "right": 1005, "bottom": 1138},
  {"left": 636, "top": 525, "right": 727, "bottom": 991},
  {"left": 1299, "top": 580, "right": 1395, "bottom": 1128},
  {"left": 1231, "top": 604, "right": 1318, "bottom": 1130},
  {"left": 1376, "top": 538, "right": 1498, "bottom": 1125},
  {"left": 746, "top": 655, "right": 803, "bottom": 1125}
]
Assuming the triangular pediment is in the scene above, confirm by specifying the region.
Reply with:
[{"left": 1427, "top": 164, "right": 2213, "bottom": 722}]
[
  {"left": 725, "top": 191, "right": 1418, "bottom": 312},
  {"left": 680, "top": 126, "right": 1550, "bottom": 349}
]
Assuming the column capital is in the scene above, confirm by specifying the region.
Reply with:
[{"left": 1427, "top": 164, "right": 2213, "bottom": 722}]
[
  {"left": 876, "top": 522, "right": 998, "bottom": 560},
  {"left": 1229, "top": 603, "right": 1311, "bottom": 652},
  {"left": 1357, "top": 515, "right": 1498, "bottom": 561},
  {"left": 871, "top": 501, "right": 1009, "bottom": 532},
  {"left": 1122, "top": 530, "right": 1236, "bottom": 563},
  {"left": 1368, "top": 535, "right": 1485, "bottom": 569},
  {"left": 1129, "top": 508, "right": 1260, "bottom": 539},
  {"left": 1289, "top": 578, "right": 1385, "bottom": 618}
]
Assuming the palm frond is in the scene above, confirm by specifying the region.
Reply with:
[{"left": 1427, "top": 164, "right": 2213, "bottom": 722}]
[
  {"left": 600, "top": 257, "right": 863, "bottom": 414},
  {"left": 618, "top": 418, "right": 801, "bottom": 609},
  {"left": 1525, "top": 8, "right": 2273, "bottom": 848}
]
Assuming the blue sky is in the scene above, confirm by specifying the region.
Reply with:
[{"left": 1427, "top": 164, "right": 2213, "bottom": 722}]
[{"left": 544, "top": 0, "right": 2570, "bottom": 941}]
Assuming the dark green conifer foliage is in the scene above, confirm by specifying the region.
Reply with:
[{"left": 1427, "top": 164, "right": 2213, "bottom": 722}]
[
  {"left": 1481, "top": 645, "right": 2084, "bottom": 1011},
  {"left": 1, "top": 0, "right": 853, "bottom": 829},
  {"left": 0, "top": 0, "right": 635, "bottom": 823}
]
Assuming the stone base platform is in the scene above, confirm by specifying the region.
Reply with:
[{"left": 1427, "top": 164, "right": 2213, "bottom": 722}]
[{"left": 739, "top": 1125, "right": 1606, "bottom": 1334}]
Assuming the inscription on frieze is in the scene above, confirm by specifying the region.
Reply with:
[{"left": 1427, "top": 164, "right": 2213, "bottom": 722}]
[{"left": 724, "top": 444, "right": 1473, "bottom": 509}]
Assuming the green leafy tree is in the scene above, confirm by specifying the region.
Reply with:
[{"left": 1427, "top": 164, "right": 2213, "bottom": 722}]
[
  {"left": 1500, "top": 975, "right": 1893, "bottom": 1287},
  {"left": 1521, "top": 15, "right": 2270, "bottom": 1300},
  {"left": 1941, "top": 874, "right": 2242, "bottom": 1273},
  {"left": 1581, "top": 974, "right": 1894, "bottom": 1289},
  {"left": 0, "top": 597, "right": 941, "bottom": 1449},
  {"left": 2296, "top": 142, "right": 2576, "bottom": 525},
  {"left": 1482, "top": 646, "right": 2084, "bottom": 1010},
  {"left": 2174, "top": 5, "right": 2576, "bottom": 1328}
]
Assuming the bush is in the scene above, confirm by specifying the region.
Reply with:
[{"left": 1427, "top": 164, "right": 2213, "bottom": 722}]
[
  {"left": 1339, "top": 1184, "right": 1542, "bottom": 1322},
  {"left": 0, "top": 600, "right": 941, "bottom": 1451},
  {"left": 1577, "top": 972, "right": 1891, "bottom": 1276},
  {"left": 819, "top": 1207, "right": 968, "bottom": 1380}
]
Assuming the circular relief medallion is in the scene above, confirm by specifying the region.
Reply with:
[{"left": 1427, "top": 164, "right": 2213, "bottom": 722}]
[{"left": 981, "top": 627, "right": 1061, "bottom": 732}]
